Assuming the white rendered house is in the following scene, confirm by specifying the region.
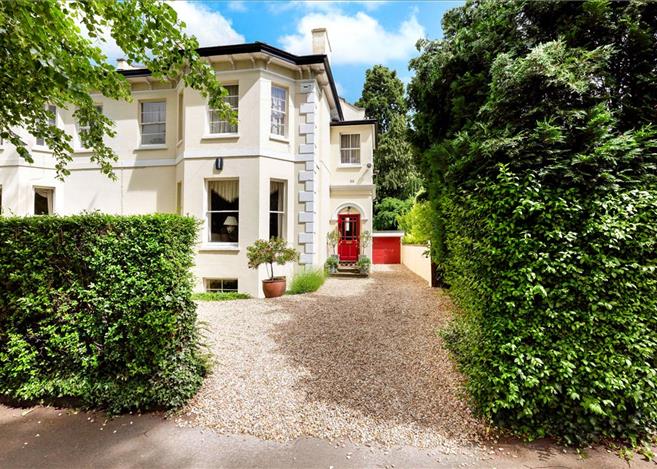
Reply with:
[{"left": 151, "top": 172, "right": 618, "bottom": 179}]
[{"left": 0, "top": 29, "right": 375, "bottom": 298}]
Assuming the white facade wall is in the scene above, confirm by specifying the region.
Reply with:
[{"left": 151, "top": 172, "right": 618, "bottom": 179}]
[{"left": 0, "top": 50, "right": 374, "bottom": 298}]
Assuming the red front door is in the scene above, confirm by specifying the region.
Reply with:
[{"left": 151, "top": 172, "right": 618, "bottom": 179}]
[{"left": 338, "top": 214, "right": 360, "bottom": 262}]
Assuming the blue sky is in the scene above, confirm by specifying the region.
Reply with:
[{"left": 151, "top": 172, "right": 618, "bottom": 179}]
[{"left": 136, "top": 1, "right": 464, "bottom": 104}]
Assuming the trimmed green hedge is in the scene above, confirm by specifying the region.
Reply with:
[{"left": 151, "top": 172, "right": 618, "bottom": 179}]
[
  {"left": 192, "top": 292, "right": 250, "bottom": 301},
  {"left": 409, "top": 1, "right": 657, "bottom": 445},
  {"left": 0, "top": 214, "right": 206, "bottom": 413}
]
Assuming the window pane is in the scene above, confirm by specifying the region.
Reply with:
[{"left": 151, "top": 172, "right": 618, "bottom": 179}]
[
  {"left": 207, "top": 279, "right": 222, "bottom": 291},
  {"left": 269, "top": 213, "right": 284, "bottom": 239},
  {"left": 209, "top": 212, "right": 239, "bottom": 242},
  {"left": 272, "top": 86, "right": 286, "bottom": 101},
  {"left": 142, "top": 102, "right": 165, "bottom": 123},
  {"left": 208, "top": 180, "right": 239, "bottom": 211},
  {"left": 340, "top": 150, "right": 348, "bottom": 164},
  {"left": 142, "top": 123, "right": 166, "bottom": 135},
  {"left": 341, "top": 134, "right": 350, "bottom": 148},
  {"left": 141, "top": 132, "right": 165, "bottom": 145},
  {"left": 270, "top": 181, "right": 284, "bottom": 211},
  {"left": 206, "top": 279, "right": 238, "bottom": 293}
]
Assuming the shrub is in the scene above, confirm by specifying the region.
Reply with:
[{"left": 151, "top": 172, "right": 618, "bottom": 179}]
[
  {"left": 373, "top": 197, "right": 412, "bottom": 231},
  {"left": 356, "top": 256, "right": 371, "bottom": 274},
  {"left": 192, "top": 292, "right": 250, "bottom": 301},
  {"left": 410, "top": 2, "right": 657, "bottom": 445},
  {"left": 0, "top": 214, "right": 206, "bottom": 413},
  {"left": 288, "top": 268, "right": 326, "bottom": 294},
  {"left": 324, "top": 255, "right": 339, "bottom": 272},
  {"left": 398, "top": 200, "right": 433, "bottom": 245}
]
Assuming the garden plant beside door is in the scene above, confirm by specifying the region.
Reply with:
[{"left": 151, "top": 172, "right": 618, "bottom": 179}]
[{"left": 246, "top": 238, "right": 299, "bottom": 298}]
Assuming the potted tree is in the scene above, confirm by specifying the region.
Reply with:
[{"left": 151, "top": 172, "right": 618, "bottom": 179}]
[
  {"left": 359, "top": 230, "right": 371, "bottom": 259},
  {"left": 324, "top": 255, "right": 339, "bottom": 274},
  {"left": 326, "top": 228, "right": 340, "bottom": 272},
  {"left": 247, "top": 238, "right": 299, "bottom": 298}
]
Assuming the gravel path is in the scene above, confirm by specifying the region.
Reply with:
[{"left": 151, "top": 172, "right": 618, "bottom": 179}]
[{"left": 178, "top": 265, "right": 486, "bottom": 452}]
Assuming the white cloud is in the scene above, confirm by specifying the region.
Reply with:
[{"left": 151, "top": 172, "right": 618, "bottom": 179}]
[
  {"left": 227, "top": 1, "right": 248, "bottom": 12},
  {"left": 279, "top": 11, "right": 424, "bottom": 65},
  {"left": 168, "top": 1, "right": 244, "bottom": 47},
  {"left": 269, "top": 1, "right": 387, "bottom": 14}
]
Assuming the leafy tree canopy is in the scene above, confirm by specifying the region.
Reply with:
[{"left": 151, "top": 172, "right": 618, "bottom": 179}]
[
  {"left": 0, "top": 0, "right": 232, "bottom": 178},
  {"left": 356, "top": 65, "right": 421, "bottom": 201},
  {"left": 373, "top": 197, "right": 412, "bottom": 231},
  {"left": 355, "top": 65, "right": 406, "bottom": 134},
  {"left": 409, "top": 0, "right": 657, "bottom": 444}
]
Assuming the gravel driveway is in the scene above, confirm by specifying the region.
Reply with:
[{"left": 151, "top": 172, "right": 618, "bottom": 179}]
[{"left": 178, "top": 265, "right": 485, "bottom": 451}]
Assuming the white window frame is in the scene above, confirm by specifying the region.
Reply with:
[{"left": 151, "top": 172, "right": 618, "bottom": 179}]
[
  {"left": 207, "top": 84, "right": 239, "bottom": 136},
  {"left": 270, "top": 85, "right": 288, "bottom": 138},
  {"left": 139, "top": 100, "right": 166, "bottom": 147},
  {"left": 206, "top": 178, "right": 240, "bottom": 248},
  {"left": 269, "top": 180, "right": 287, "bottom": 240},
  {"left": 204, "top": 278, "right": 239, "bottom": 293},
  {"left": 77, "top": 104, "right": 103, "bottom": 150},
  {"left": 36, "top": 104, "right": 57, "bottom": 148},
  {"left": 340, "top": 133, "right": 361, "bottom": 165}
]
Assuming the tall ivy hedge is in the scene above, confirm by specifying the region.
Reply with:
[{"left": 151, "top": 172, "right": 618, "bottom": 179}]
[
  {"left": 0, "top": 214, "right": 206, "bottom": 413},
  {"left": 408, "top": 1, "right": 657, "bottom": 444}
]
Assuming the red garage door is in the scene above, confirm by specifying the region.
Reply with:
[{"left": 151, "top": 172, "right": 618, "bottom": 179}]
[{"left": 373, "top": 235, "right": 401, "bottom": 264}]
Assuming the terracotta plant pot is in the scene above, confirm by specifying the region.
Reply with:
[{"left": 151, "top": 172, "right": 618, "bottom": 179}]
[{"left": 262, "top": 276, "right": 286, "bottom": 298}]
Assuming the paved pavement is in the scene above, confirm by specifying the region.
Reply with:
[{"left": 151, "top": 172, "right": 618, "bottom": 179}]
[{"left": 0, "top": 404, "right": 652, "bottom": 469}]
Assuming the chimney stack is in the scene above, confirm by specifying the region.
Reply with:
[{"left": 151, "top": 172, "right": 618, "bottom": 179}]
[
  {"left": 116, "top": 58, "right": 134, "bottom": 71},
  {"left": 311, "top": 28, "right": 332, "bottom": 63}
]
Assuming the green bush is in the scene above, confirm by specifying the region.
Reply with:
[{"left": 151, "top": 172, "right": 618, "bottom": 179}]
[
  {"left": 397, "top": 200, "right": 433, "bottom": 245},
  {"left": 324, "top": 255, "right": 339, "bottom": 272},
  {"left": 192, "top": 292, "right": 250, "bottom": 301},
  {"left": 356, "top": 256, "right": 371, "bottom": 274},
  {"left": 288, "top": 268, "right": 326, "bottom": 294},
  {"left": 409, "top": 1, "right": 657, "bottom": 445},
  {"left": 373, "top": 197, "right": 412, "bottom": 231},
  {"left": 0, "top": 214, "right": 207, "bottom": 413}
]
